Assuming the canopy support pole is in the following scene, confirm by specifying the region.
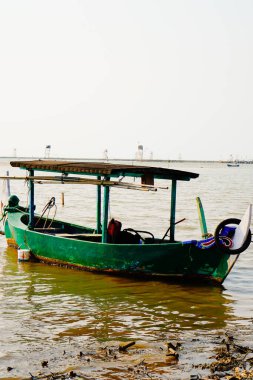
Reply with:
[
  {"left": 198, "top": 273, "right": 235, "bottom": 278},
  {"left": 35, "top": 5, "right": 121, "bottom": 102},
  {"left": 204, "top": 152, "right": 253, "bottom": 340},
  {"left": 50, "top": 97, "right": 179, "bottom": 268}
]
[
  {"left": 97, "top": 176, "right": 102, "bottom": 234},
  {"left": 28, "top": 169, "right": 35, "bottom": 230},
  {"left": 102, "top": 177, "right": 110, "bottom": 243},
  {"left": 170, "top": 179, "right": 177, "bottom": 241}
]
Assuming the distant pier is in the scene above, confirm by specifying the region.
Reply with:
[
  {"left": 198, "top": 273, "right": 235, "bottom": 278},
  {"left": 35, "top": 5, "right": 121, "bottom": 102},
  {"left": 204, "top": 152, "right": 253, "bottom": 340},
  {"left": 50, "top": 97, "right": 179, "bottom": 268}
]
[{"left": 0, "top": 156, "right": 252, "bottom": 164}]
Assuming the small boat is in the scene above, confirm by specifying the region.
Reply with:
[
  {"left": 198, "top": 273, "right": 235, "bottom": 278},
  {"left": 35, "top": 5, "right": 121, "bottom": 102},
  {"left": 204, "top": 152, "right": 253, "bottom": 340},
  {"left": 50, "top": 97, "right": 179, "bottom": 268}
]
[
  {"left": 2, "top": 160, "right": 252, "bottom": 285},
  {"left": 227, "top": 155, "right": 240, "bottom": 167}
]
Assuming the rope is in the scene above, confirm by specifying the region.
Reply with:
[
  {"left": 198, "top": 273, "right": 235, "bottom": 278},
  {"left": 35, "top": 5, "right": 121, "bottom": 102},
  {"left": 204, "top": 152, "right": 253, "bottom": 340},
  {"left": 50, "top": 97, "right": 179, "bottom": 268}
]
[
  {"left": 0, "top": 210, "right": 7, "bottom": 223},
  {"left": 35, "top": 197, "right": 57, "bottom": 228},
  {"left": 44, "top": 202, "right": 57, "bottom": 229}
]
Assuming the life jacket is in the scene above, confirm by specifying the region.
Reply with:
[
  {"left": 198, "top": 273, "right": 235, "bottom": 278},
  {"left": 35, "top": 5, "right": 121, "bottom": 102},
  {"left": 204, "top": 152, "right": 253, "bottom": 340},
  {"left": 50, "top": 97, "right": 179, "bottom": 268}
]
[{"left": 107, "top": 218, "right": 122, "bottom": 243}]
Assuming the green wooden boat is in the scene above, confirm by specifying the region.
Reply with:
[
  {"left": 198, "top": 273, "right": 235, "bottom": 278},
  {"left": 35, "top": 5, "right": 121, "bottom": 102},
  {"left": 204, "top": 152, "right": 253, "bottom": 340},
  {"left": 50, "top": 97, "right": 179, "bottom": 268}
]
[{"left": 3, "top": 160, "right": 252, "bottom": 285}]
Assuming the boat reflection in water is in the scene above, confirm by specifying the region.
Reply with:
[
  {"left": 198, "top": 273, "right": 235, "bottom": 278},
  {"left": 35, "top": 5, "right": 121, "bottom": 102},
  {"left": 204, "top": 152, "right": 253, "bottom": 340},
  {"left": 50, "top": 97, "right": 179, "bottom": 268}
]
[
  {"left": 1, "top": 245, "right": 235, "bottom": 339},
  {"left": 0, "top": 244, "right": 250, "bottom": 378}
]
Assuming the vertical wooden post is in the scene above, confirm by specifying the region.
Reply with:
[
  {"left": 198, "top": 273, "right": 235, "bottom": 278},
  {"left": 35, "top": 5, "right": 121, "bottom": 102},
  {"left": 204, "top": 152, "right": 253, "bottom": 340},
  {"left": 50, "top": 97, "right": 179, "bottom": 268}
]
[
  {"left": 28, "top": 169, "right": 35, "bottom": 230},
  {"left": 61, "top": 192, "right": 65, "bottom": 206},
  {"left": 6, "top": 171, "right": 11, "bottom": 197},
  {"left": 102, "top": 178, "right": 110, "bottom": 243},
  {"left": 170, "top": 179, "right": 177, "bottom": 241},
  {"left": 97, "top": 176, "right": 101, "bottom": 234}
]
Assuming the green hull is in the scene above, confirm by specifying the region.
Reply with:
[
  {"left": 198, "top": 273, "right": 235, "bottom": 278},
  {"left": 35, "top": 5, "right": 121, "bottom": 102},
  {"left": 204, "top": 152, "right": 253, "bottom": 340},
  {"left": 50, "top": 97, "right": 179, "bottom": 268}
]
[{"left": 5, "top": 210, "right": 238, "bottom": 284}]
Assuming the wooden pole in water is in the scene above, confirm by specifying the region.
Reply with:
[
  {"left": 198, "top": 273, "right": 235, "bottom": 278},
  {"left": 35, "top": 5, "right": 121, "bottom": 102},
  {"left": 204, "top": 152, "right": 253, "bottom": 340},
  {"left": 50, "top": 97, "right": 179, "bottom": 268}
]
[
  {"left": 6, "top": 171, "right": 11, "bottom": 197},
  {"left": 61, "top": 192, "right": 65, "bottom": 206}
]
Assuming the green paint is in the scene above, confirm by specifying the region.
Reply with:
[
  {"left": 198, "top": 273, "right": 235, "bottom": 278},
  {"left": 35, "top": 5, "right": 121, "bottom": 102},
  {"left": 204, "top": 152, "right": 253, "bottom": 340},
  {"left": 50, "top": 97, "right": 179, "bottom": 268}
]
[
  {"left": 28, "top": 169, "right": 35, "bottom": 229},
  {"left": 102, "top": 178, "right": 110, "bottom": 243},
  {"left": 4, "top": 209, "right": 237, "bottom": 284},
  {"left": 97, "top": 176, "right": 102, "bottom": 234},
  {"left": 170, "top": 180, "right": 177, "bottom": 241},
  {"left": 4, "top": 160, "right": 245, "bottom": 285},
  {"left": 196, "top": 197, "right": 208, "bottom": 237}
]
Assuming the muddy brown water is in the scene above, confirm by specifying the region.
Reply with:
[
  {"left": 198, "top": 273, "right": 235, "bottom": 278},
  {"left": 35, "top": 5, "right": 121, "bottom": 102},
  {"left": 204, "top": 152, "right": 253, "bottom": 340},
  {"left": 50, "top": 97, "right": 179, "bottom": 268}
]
[{"left": 0, "top": 160, "right": 253, "bottom": 379}]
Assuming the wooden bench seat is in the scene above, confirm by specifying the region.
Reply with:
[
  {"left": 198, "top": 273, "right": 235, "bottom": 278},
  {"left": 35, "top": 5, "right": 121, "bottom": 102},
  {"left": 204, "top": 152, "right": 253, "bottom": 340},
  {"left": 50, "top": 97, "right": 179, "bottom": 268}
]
[
  {"left": 34, "top": 227, "right": 64, "bottom": 233},
  {"left": 56, "top": 233, "right": 102, "bottom": 242},
  {"left": 57, "top": 233, "right": 102, "bottom": 238}
]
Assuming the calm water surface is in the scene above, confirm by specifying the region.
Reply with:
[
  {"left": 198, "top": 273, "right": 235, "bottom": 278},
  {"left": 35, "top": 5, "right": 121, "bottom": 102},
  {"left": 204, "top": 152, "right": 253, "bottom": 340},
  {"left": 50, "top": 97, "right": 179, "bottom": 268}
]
[{"left": 0, "top": 160, "right": 252, "bottom": 379}]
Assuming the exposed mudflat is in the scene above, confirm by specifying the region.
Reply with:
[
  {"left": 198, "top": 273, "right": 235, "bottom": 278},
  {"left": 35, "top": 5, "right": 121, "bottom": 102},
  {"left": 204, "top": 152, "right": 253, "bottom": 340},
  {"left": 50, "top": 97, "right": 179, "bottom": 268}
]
[{"left": 3, "top": 329, "right": 253, "bottom": 380}]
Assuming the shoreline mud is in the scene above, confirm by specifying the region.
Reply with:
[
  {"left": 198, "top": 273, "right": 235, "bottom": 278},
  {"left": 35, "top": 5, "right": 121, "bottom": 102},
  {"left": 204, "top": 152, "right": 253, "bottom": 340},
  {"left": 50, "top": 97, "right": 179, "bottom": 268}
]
[{"left": 3, "top": 330, "right": 253, "bottom": 380}]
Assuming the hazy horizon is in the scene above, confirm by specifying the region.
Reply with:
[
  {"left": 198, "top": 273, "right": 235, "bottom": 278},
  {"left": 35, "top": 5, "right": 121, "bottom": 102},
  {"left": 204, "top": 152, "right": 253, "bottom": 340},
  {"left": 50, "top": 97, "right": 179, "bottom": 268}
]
[{"left": 0, "top": 154, "right": 250, "bottom": 163}]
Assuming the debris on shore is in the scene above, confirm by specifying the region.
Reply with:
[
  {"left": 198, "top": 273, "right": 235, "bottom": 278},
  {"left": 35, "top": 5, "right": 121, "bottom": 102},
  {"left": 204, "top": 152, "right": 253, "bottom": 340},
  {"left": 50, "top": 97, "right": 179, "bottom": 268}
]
[
  {"left": 119, "top": 341, "right": 136, "bottom": 352},
  {"left": 4, "top": 333, "right": 253, "bottom": 380},
  {"left": 194, "top": 333, "right": 253, "bottom": 379}
]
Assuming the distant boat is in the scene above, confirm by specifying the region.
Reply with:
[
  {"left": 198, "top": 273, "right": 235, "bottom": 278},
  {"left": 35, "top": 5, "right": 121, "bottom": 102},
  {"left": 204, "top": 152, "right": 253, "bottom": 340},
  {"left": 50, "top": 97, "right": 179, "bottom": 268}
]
[{"left": 227, "top": 155, "right": 240, "bottom": 167}]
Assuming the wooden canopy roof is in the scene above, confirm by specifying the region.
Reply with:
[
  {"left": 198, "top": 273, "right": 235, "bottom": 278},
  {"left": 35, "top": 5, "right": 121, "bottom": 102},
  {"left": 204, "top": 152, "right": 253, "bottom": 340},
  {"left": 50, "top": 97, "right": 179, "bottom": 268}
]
[{"left": 10, "top": 160, "right": 199, "bottom": 181}]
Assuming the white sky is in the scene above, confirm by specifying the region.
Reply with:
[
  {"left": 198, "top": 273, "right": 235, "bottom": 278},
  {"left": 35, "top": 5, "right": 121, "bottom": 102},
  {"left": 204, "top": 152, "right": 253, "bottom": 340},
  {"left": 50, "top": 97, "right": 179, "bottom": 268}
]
[{"left": 0, "top": 0, "right": 252, "bottom": 160}]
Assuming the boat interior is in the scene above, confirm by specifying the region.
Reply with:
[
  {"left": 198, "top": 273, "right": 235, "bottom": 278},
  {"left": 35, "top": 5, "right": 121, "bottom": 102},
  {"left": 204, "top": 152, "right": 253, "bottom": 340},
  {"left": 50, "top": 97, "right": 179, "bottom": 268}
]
[{"left": 20, "top": 214, "right": 169, "bottom": 245}]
